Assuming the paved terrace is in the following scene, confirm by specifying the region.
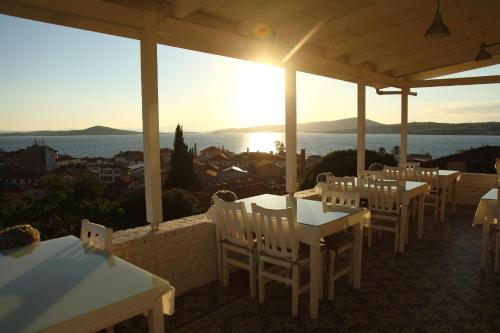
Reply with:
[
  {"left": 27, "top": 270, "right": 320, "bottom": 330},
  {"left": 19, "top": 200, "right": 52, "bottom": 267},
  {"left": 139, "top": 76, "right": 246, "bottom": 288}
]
[{"left": 109, "top": 204, "right": 500, "bottom": 333}]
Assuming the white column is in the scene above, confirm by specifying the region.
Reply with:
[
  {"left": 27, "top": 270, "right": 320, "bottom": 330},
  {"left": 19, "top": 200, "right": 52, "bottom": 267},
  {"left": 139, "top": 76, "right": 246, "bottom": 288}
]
[
  {"left": 357, "top": 81, "right": 366, "bottom": 177},
  {"left": 285, "top": 65, "right": 297, "bottom": 194},
  {"left": 140, "top": 19, "right": 163, "bottom": 228},
  {"left": 400, "top": 87, "right": 409, "bottom": 168}
]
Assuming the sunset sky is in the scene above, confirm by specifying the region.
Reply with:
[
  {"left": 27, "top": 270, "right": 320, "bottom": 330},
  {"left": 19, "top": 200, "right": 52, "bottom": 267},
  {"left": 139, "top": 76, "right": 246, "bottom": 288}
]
[{"left": 1, "top": 14, "right": 499, "bottom": 132}]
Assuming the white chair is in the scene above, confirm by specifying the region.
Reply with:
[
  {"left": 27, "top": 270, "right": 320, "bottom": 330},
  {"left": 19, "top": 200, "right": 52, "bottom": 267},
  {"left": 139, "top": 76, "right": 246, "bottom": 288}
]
[
  {"left": 326, "top": 175, "right": 356, "bottom": 192},
  {"left": 213, "top": 198, "right": 256, "bottom": 297},
  {"left": 80, "top": 220, "right": 114, "bottom": 333},
  {"left": 383, "top": 166, "right": 406, "bottom": 180},
  {"left": 252, "top": 203, "right": 323, "bottom": 316},
  {"left": 367, "top": 180, "right": 402, "bottom": 252},
  {"left": 414, "top": 167, "right": 440, "bottom": 222},
  {"left": 322, "top": 190, "right": 359, "bottom": 300},
  {"left": 80, "top": 219, "right": 113, "bottom": 251}
]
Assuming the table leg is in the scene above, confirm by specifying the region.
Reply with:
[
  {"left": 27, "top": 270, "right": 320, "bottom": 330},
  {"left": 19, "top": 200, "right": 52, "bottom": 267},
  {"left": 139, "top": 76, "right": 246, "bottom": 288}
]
[
  {"left": 215, "top": 225, "right": 222, "bottom": 282},
  {"left": 452, "top": 179, "right": 458, "bottom": 214},
  {"left": 417, "top": 194, "right": 425, "bottom": 239},
  {"left": 309, "top": 235, "right": 321, "bottom": 319},
  {"left": 480, "top": 223, "right": 490, "bottom": 271},
  {"left": 440, "top": 183, "right": 448, "bottom": 222},
  {"left": 352, "top": 223, "right": 363, "bottom": 289},
  {"left": 148, "top": 298, "right": 165, "bottom": 333},
  {"left": 399, "top": 202, "right": 408, "bottom": 253}
]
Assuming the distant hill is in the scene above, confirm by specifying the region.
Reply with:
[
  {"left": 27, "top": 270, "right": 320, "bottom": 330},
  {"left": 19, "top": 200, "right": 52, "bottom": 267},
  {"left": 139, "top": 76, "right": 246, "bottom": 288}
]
[
  {"left": 214, "top": 118, "right": 500, "bottom": 135},
  {"left": 214, "top": 118, "right": 382, "bottom": 133},
  {"left": 0, "top": 126, "right": 141, "bottom": 136}
]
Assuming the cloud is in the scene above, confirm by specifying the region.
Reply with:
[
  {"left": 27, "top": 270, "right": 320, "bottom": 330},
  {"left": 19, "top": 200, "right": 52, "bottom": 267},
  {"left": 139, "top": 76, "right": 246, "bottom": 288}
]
[{"left": 427, "top": 101, "right": 500, "bottom": 115}]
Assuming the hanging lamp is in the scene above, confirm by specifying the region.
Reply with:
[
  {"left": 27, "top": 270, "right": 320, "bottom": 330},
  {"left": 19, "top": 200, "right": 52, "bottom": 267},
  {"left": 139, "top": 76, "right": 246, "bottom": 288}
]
[{"left": 425, "top": 0, "right": 451, "bottom": 39}]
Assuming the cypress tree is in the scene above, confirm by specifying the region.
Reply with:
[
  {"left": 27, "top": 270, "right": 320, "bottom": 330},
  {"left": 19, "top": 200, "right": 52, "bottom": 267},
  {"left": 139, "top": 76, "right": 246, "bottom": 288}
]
[{"left": 165, "top": 124, "right": 200, "bottom": 191}]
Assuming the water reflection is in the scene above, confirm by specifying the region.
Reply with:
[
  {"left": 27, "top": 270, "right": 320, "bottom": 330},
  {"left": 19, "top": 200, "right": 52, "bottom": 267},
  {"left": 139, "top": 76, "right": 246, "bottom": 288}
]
[{"left": 244, "top": 132, "right": 284, "bottom": 153}]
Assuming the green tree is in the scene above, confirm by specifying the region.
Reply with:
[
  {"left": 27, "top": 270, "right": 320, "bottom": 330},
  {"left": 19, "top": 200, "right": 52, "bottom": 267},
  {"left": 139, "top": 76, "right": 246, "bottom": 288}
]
[
  {"left": 274, "top": 140, "right": 285, "bottom": 155},
  {"left": 165, "top": 124, "right": 199, "bottom": 191},
  {"left": 300, "top": 149, "right": 397, "bottom": 189},
  {"left": 391, "top": 145, "right": 401, "bottom": 159},
  {"left": 163, "top": 188, "right": 200, "bottom": 221}
]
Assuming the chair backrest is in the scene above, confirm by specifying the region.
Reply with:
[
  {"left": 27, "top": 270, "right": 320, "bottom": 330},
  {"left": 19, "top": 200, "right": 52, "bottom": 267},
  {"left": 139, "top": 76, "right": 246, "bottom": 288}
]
[
  {"left": 367, "top": 180, "right": 401, "bottom": 216},
  {"left": 406, "top": 162, "right": 421, "bottom": 171},
  {"left": 80, "top": 220, "right": 113, "bottom": 251},
  {"left": 383, "top": 166, "right": 406, "bottom": 180},
  {"left": 415, "top": 167, "right": 439, "bottom": 191},
  {"left": 326, "top": 175, "right": 356, "bottom": 192},
  {"left": 321, "top": 189, "right": 360, "bottom": 208},
  {"left": 213, "top": 197, "right": 253, "bottom": 249},
  {"left": 369, "top": 163, "right": 384, "bottom": 171},
  {"left": 251, "top": 203, "right": 298, "bottom": 261},
  {"left": 316, "top": 172, "right": 333, "bottom": 183}
]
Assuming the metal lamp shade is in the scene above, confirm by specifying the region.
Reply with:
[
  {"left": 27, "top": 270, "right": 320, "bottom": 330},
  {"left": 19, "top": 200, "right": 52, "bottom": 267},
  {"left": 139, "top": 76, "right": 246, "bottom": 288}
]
[
  {"left": 475, "top": 43, "right": 493, "bottom": 61},
  {"left": 425, "top": 12, "right": 450, "bottom": 39}
]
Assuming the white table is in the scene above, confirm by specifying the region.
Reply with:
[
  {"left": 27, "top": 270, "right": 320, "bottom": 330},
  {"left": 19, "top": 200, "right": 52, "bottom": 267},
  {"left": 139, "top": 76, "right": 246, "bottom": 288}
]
[
  {"left": 316, "top": 179, "right": 430, "bottom": 253},
  {"left": 0, "top": 236, "right": 174, "bottom": 333},
  {"left": 473, "top": 188, "right": 499, "bottom": 270},
  {"left": 209, "top": 194, "right": 369, "bottom": 319}
]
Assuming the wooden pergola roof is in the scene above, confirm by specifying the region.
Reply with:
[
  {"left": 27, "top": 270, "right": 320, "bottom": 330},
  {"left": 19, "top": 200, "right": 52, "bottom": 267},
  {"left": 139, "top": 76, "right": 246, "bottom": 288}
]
[{"left": 2, "top": 0, "right": 500, "bottom": 88}]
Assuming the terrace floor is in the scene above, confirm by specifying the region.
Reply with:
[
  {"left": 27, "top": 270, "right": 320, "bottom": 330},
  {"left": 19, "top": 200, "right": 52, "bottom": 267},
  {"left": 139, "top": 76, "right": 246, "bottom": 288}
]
[{"left": 113, "top": 205, "right": 500, "bottom": 333}]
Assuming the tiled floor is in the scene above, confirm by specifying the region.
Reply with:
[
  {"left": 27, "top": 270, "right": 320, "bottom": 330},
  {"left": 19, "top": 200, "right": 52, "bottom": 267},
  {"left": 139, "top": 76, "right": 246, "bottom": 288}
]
[{"left": 115, "top": 205, "right": 500, "bottom": 332}]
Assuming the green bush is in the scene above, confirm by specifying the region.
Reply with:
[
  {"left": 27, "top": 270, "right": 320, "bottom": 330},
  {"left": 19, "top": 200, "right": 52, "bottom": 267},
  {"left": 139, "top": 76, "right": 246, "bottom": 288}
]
[
  {"left": 0, "top": 224, "right": 40, "bottom": 251},
  {"left": 301, "top": 149, "right": 397, "bottom": 189},
  {"left": 163, "top": 188, "right": 200, "bottom": 221}
]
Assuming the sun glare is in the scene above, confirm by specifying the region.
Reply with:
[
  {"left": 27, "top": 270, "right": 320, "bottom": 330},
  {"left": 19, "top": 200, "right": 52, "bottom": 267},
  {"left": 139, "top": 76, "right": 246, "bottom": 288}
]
[
  {"left": 232, "top": 63, "right": 284, "bottom": 128},
  {"left": 245, "top": 132, "right": 284, "bottom": 153}
]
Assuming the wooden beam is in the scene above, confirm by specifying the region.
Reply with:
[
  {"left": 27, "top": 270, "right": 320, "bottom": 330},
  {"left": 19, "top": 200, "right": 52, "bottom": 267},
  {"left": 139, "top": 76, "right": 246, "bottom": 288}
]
[
  {"left": 170, "top": 0, "right": 211, "bottom": 19},
  {"left": 238, "top": 0, "right": 308, "bottom": 36},
  {"left": 392, "top": 45, "right": 500, "bottom": 77},
  {"left": 140, "top": 12, "right": 163, "bottom": 227},
  {"left": 357, "top": 81, "right": 366, "bottom": 178},
  {"left": 409, "top": 75, "right": 500, "bottom": 87},
  {"left": 351, "top": 11, "right": 500, "bottom": 67},
  {"left": 285, "top": 65, "right": 297, "bottom": 194}
]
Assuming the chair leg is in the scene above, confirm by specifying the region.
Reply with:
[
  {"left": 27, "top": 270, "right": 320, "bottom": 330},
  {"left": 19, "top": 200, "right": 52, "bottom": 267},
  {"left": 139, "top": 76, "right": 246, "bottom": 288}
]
[
  {"left": 394, "top": 224, "right": 399, "bottom": 253},
  {"left": 249, "top": 254, "right": 256, "bottom": 298},
  {"left": 495, "top": 234, "right": 500, "bottom": 273},
  {"left": 291, "top": 264, "right": 299, "bottom": 316},
  {"left": 258, "top": 261, "right": 265, "bottom": 304},
  {"left": 328, "top": 250, "right": 336, "bottom": 300},
  {"left": 319, "top": 252, "right": 324, "bottom": 300},
  {"left": 222, "top": 249, "right": 229, "bottom": 287},
  {"left": 348, "top": 248, "right": 354, "bottom": 286}
]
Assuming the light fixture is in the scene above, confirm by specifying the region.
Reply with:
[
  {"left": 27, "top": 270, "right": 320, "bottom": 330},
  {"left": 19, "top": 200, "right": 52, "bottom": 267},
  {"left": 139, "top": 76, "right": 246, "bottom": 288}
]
[
  {"left": 475, "top": 41, "right": 500, "bottom": 61},
  {"left": 425, "top": 0, "right": 450, "bottom": 39}
]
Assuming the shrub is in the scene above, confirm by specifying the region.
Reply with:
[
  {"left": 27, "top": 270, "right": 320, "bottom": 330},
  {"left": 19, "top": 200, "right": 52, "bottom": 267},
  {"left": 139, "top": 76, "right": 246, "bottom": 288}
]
[
  {"left": 301, "top": 149, "right": 397, "bottom": 189},
  {"left": 163, "top": 188, "right": 200, "bottom": 221},
  {"left": 0, "top": 224, "right": 40, "bottom": 251},
  {"left": 211, "top": 190, "right": 238, "bottom": 204}
]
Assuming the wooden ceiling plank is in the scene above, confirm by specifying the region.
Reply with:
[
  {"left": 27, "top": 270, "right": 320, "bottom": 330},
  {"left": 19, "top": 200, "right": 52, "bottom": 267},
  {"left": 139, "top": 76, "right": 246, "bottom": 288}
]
[
  {"left": 409, "top": 75, "right": 500, "bottom": 87},
  {"left": 170, "top": 0, "right": 214, "bottom": 19}
]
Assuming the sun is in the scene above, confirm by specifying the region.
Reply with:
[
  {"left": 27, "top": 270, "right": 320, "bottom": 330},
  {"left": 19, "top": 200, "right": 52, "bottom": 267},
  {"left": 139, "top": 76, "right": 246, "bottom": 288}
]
[{"left": 232, "top": 62, "right": 285, "bottom": 128}]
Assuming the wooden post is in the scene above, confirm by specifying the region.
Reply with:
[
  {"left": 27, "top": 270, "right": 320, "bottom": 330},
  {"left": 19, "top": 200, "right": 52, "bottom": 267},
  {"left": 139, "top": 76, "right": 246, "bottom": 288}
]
[
  {"left": 357, "top": 81, "right": 366, "bottom": 177},
  {"left": 141, "top": 13, "right": 163, "bottom": 229},
  {"left": 285, "top": 65, "right": 297, "bottom": 194},
  {"left": 400, "top": 87, "right": 409, "bottom": 168}
]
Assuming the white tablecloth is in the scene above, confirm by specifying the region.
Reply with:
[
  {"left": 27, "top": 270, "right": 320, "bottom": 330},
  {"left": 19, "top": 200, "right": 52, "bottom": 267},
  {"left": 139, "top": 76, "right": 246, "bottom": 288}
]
[{"left": 473, "top": 188, "right": 499, "bottom": 225}]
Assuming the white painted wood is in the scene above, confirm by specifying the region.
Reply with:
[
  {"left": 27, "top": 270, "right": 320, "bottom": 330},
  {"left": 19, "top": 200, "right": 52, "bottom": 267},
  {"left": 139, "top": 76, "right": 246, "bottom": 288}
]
[
  {"left": 357, "top": 81, "right": 366, "bottom": 178},
  {"left": 415, "top": 167, "right": 440, "bottom": 222},
  {"left": 147, "top": 298, "right": 165, "bottom": 333},
  {"left": 170, "top": 0, "right": 210, "bottom": 19},
  {"left": 80, "top": 219, "right": 113, "bottom": 251},
  {"left": 285, "top": 65, "right": 297, "bottom": 194},
  {"left": 409, "top": 75, "right": 500, "bottom": 88},
  {"left": 400, "top": 87, "right": 409, "bottom": 168},
  {"left": 213, "top": 198, "right": 256, "bottom": 297},
  {"left": 141, "top": 17, "right": 163, "bottom": 227}
]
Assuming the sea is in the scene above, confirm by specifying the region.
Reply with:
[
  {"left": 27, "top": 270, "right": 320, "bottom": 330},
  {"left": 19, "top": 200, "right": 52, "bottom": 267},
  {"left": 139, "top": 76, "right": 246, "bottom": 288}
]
[{"left": 0, "top": 133, "right": 499, "bottom": 159}]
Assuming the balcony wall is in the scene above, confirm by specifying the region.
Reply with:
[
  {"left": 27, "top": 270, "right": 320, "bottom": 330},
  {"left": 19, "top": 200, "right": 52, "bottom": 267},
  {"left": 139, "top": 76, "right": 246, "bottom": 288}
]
[
  {"left": 453, "top": 172, "right": 498, "bottom": 205},
  {"left": 111, "top": 214, "right": 218, "bottom": 295}
]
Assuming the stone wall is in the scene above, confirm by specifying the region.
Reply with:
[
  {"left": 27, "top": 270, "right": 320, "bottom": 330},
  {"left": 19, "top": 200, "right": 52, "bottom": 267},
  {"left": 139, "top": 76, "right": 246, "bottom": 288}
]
[{"left": 111, "top": 214, "right": 218, "bottom": 296}]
